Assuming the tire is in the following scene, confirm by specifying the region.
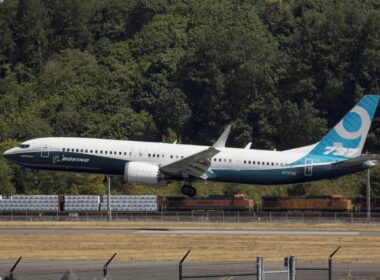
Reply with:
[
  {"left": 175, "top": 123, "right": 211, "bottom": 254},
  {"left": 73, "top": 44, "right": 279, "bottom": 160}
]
[{"left": 181, "top": 185, "right": 197, "bottom": 197}]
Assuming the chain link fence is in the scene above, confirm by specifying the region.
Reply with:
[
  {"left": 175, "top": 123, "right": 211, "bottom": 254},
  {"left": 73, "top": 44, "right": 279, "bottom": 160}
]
[
  {"left": 0, "top": 211, "right": 380, "bottom": 223},
  {"left": 1, "top": 247, "right": 379, "bottom": 280},
  {"left": 2, "top": 258, "right": 379, "bottom": 280}
]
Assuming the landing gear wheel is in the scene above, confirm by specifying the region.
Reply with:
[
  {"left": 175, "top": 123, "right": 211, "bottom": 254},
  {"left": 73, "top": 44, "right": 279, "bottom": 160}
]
[{"left": 181, "top": 185, "right": 197, "bottom": 197}]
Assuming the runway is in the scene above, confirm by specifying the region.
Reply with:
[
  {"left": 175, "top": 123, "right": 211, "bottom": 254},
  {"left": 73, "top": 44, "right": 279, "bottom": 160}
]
[{"left": 0, "top": 227, "right": 378, "bottom": 236}]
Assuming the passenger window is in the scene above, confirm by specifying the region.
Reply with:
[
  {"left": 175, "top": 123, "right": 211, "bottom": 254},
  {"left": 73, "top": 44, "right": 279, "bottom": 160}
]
[
  {"left": 271, "top": 162, "right": 274, "bottom": 166},
  {"left": 244, "top": 160, "right": 246, "bottom": 164},
  {"left": 85, "top": 150, "right": 88, "bottom": 153},
  {"left": 253, "top": 161, "right": 256, "bottom": 164},
  {"left": 219, "top": 159, "right": 221, "bottom": 162},
  {"left": 148, "top": 154, "right": 151, "bottom": 157},
  {"left": 229, "top": 159, "right": 232, "bottom": 163},
  {"left": 214, "top": 158, "right": 217, "bottom": 161},
  {"left": 63, "top": 148, "right": 65, "bottom": 152},
  {"left": 95, "top": 150, "right": 98, "bottom": 154},
  {"left": 224, "top": 159, "right": 226, "bottom": 162},
  {"left": 90, "top": 150, "right": 93, "bottom": 153},
  {"left": 105, "top": 151, "right": 108, "bottom": 154},
  {"left": 157, "top": 154, "right": 160, "bottom": 158},
  {"left": 267, "top": 162, "right": 270, "bottom": 165},
  {"left": 181, "top": 156, "right": 184, "bottom": 158},
  {"left": 80, "top": 149, "right": 83, "bottom": 152},
  {"left": 100, "top": 151, "right": 103, "bottom": 154},
  {"left": 153, "top": 154, "right": 155, "bottom": 157},
  {"left": 76, "top": 149, "right": 79, "bottom": 152},
  {"left": 170, "top": 155, "right": 173, "bottom": 159}
]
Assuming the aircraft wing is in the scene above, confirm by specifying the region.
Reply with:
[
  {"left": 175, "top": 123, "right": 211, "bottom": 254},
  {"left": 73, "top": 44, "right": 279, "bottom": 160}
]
[
  {"left": 332, "top": 154, "right": 380, "bottom": 168},
  {"left": 160, "top": 147, "right": 220, "bottom": 178}
]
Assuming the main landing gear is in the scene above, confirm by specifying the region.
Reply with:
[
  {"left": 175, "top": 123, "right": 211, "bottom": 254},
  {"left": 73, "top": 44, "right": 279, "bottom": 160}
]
[
  {"left": 181, "top": 183, "right": 197, "bottom": 197},
  {"left": 33, "top": 170, "right": 40, "bottom": 186}
]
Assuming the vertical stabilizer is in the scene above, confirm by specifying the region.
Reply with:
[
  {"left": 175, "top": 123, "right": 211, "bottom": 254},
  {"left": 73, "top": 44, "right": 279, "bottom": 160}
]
[{"left": 309, "top": 95, "right": 380, "bottom": 159}]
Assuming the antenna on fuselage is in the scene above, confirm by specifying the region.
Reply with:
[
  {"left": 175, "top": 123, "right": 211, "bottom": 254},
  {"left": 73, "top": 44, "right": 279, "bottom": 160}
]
[{"left": 244, "top": 142, "right": 252, "bottom": 149}]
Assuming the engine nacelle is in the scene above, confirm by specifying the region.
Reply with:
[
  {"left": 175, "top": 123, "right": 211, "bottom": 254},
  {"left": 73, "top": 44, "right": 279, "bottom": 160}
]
[{"left": 124, "top": 162, "right": 167, "bottom": 187}]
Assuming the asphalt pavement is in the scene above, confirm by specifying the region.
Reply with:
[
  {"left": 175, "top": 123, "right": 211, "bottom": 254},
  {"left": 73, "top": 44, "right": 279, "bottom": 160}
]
[{"left": 0, "top": 227, "right": 379, "bottom": 236}]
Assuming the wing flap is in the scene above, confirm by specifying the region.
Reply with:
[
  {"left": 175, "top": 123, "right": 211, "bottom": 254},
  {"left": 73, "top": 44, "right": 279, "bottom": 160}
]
[{"left": 160, "top": 147, "right": 220, "bottom": 178}]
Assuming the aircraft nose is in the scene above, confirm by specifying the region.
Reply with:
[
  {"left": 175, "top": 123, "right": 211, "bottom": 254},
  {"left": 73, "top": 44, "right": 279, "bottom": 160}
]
[{"left": 3, "top": 148, "right": 15, "bottom": 160}]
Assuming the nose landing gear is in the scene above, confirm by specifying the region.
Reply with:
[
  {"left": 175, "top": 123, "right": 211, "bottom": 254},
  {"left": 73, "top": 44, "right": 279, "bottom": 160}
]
[{"left": 181, "top": 184, "right": 197, "bottom": 197}]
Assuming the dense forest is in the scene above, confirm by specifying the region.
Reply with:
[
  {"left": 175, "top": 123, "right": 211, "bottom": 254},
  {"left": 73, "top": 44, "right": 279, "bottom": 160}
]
[{"left": 0, "top": 0, "right": 380, "bottom": 202}]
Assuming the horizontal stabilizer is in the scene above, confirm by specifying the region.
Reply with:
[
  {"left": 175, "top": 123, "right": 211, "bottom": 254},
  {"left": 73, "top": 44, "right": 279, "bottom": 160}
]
[{"left": 332, "top": 154, "right": 380, "bottom": 168}]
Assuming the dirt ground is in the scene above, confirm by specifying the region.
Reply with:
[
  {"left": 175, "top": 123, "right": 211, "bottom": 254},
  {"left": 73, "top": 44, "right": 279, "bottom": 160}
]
[{"left": 0, "top": 221, "right": 379, "bottom": 263}]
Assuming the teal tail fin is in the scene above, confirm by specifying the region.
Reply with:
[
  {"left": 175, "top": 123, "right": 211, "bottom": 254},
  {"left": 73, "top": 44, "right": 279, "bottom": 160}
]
[{"left": 309, "top": 94, "right": 380, "bottom": 159}]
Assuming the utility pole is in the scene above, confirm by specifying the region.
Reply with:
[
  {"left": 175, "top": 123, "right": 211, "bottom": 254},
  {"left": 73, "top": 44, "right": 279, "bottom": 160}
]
[
  {"left": 107, "top": 175, "right": 112, "bottom": 222},
  {"left": 367, "top": 169, "right": 371, "bottom": 223}
]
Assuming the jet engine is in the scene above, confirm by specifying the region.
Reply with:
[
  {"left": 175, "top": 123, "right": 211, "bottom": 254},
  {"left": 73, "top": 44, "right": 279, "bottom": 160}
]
[{"left": 124, "top": 162, "right": 167, "bottom": 187}]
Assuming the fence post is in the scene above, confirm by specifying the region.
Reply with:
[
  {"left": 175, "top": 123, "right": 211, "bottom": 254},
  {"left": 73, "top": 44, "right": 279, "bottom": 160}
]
[
  {"left": 103, "top": 253, "right": 117, "bottom": 278},
  {"left": 256, "top": 256, "right": 263, "bottom": 280},
  {"left": 179, "top": 250, "right": 191, "bottom": 280},
  {"left": 8, "top": 256, "right": 22, "bottom": 280},
  {"left": 289, "top": 256, "right": 296, "bottom": 280},
  {"left": 328, "top": 246, "right": 341, "bottom": 280}
]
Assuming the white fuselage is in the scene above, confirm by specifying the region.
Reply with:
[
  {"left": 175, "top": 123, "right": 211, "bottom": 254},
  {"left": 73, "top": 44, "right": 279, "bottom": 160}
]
[{"left": 3, "top": 137, "right": 365, "bottom": 186}]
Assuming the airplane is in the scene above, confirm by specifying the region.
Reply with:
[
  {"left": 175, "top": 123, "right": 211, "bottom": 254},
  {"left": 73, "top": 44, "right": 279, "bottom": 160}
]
[{"left": 3, "top": 94, "right": 380, "bottom": 197}]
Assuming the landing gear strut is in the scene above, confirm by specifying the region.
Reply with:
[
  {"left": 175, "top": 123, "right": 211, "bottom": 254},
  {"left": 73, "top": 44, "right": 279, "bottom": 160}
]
[
  {"left": 33, "top": 170, "right": 40, "bottom": 186},
  {"left": 181, "top": 184, "right": 197, "bottom": 197}
]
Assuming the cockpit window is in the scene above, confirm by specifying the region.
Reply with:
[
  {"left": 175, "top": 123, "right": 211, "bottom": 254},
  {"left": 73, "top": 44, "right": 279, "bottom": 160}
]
[{"left": 18, "top": 144, "right": 30, "bottom": 149}]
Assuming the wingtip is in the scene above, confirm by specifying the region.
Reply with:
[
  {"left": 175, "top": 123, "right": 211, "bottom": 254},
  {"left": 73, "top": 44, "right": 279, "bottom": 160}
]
[{"left": 213, "top": 124, "right": 232, "bottom": 148}]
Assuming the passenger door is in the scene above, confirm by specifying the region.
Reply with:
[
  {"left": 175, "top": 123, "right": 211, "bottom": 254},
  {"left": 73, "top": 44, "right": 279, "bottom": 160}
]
[
  {"left": 304, "top": 158, "right": 313, "bottom": 176},
  {"left": 41, "top": 143, "right": 49, "bottom": 157}
]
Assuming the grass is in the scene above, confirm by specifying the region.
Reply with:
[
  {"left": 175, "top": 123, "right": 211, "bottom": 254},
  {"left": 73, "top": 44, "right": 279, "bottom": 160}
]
[{"left": 0, "top": 221, "right": 379, "bottom": 263}]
